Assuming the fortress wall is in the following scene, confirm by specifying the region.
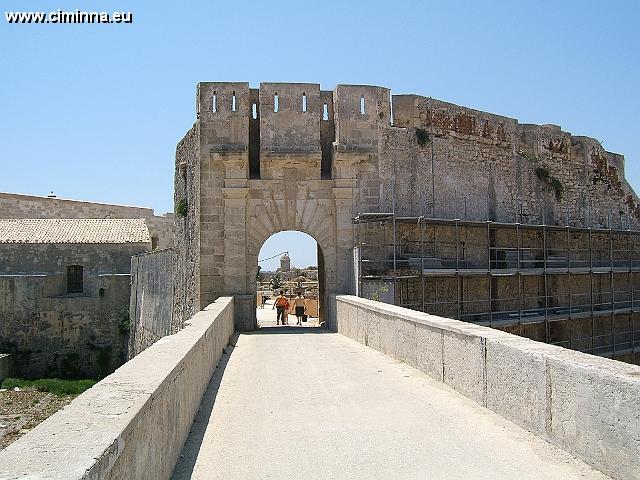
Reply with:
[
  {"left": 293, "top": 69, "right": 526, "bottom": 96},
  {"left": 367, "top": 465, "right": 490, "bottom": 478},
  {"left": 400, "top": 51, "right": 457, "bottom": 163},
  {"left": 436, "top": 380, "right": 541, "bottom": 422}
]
[
  {"left": 0, "top": 192, "right": 174, "bottom": 249},
  {"left": 129, "top": 249, "right": 175, "bottom": 359},
  {"left": 0, "top": 273, "right": 130, "bottom": 379},
  {"left": 197, "top": 82, "right": 249, "bottom": 153},
  {"left": 176, "top": 81, "right": 640, "bottom": 328},
  {"left": 174, "top": 124, "right": 201, "bottom": 323},
  {"left": 388, "top": 93, "right": 640, "bottom": 228},
  {"left": 334, "top": 84, "right": 390, "bottom": 153},
  {"left": 259, "top": 82, "right": 321, "bottom": 153}
]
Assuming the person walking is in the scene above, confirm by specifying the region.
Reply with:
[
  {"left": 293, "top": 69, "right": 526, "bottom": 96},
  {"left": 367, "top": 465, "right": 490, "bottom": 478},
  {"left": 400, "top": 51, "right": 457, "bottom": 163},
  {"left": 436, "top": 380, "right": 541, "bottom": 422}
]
[
  {"left": 273, "top": 290, "right": 289, "bottom": 325},
  {"left": 293, "top": 292, "right": 307, "bottom": 326}
]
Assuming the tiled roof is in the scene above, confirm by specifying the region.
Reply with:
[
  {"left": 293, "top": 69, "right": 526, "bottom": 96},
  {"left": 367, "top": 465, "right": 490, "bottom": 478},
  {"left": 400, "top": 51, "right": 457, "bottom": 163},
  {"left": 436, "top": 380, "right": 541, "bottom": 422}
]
[{"left": 0, "top": 219, "right": 151, "bottom": 244}]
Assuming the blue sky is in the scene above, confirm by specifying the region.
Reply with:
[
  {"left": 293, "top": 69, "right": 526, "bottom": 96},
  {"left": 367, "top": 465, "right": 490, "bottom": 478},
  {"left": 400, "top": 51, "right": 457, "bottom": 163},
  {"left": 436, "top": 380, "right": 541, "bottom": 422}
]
[{"left": 1, "top": 0, "right": 639, "bottom": 268}]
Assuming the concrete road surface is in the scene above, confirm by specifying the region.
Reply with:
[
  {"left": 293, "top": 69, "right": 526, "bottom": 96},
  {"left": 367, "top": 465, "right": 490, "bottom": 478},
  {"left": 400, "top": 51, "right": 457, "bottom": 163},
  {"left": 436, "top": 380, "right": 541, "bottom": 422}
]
[{"left": 172, "top": 326, "right": 609, "bottom": 480}]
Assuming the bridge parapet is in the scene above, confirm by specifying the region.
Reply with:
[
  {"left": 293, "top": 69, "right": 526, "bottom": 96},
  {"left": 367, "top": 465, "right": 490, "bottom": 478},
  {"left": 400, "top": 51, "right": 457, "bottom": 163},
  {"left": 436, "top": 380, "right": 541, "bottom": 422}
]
[
  {"left": 336, "top": 295, "right": 640, "bottom": 480},
  {"left": 0, "top": 297, "right": 235, "bottom": 480}
]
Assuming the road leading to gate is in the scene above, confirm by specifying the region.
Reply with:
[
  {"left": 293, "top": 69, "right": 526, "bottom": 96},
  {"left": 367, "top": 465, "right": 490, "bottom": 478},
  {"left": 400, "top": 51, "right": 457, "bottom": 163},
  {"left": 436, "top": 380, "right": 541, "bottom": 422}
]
[{"left": 172, "top": 326, "right": 610, "bottom": 480}]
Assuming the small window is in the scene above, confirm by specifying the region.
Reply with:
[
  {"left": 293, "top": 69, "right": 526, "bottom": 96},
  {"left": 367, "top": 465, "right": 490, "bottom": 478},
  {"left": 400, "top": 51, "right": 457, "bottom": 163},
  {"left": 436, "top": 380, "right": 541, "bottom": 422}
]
[
  {"left": 360, "top": 95, "right": 366, "bottom": 115},
  {"left": 322, "top": 103, "right": 329, "bottom": 121},
  {"left": 252, "top": 103, "right": 258, "bottom": 120},
  {"left": 302, "top": 93, "right": 307, "bottom": 112},
  {"left": 211, "top": 92, "right": 217, "bottom": 113},
  {"left": 67, "top": 265, "right": 83, "bottom": 294},
  {"left": 274, "top": 93, "right": 279, "bottom": 112},
  {"left": 151, "top": 236, "right": 158, "bottom": 250},
  {"left": 232, "top": 91, "right": 237, "bottom": 112}
]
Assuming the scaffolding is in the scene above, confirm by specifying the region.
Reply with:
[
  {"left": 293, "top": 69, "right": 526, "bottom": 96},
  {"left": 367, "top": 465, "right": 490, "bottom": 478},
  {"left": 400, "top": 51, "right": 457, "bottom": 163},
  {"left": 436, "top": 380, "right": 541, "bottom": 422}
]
[{"left": 353, "top": 213, "right": 640, "bottom": 363}]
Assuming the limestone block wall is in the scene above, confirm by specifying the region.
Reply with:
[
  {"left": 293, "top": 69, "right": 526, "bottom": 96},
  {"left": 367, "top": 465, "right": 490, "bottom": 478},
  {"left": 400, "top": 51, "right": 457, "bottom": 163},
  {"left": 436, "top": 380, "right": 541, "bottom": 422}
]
[
  {"left": 0, "top": 243, "right": 148, "bottom": 378},
  {"left": 336, "top": 295, "right": 640, "bottom": 480},
  {"left": 0, "top": 243, "right": 145, "bottom": 275},
  {"left": 0, "top": 192, "right": 174, "bottom": 249},
  {"left": 174, "top": 124, "right": 201, "bottom": 325},
  {"left": 0, "top": 274, "right": 130, "bottom": 378},
  {"left": 129, "top": 249, "right": 175, "bottom": 359},
  {"left": 0, "top": 297, "right": 235, "bottom": 480},
  {"left": 175, "top": 81, "right": 640, "bottom": 330},
  {"left": 389, "top": 95, "right": 640, "bottom": 228},
  {"left": 0, "top": 353, "right": 14, "bottom": 382}
]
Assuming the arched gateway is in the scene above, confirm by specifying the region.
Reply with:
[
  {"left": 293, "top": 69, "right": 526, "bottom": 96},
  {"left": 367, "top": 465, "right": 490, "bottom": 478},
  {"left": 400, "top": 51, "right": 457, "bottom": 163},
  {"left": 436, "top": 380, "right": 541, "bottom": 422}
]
[
  {"left": 174, "top": 82, "right": 388, "bottom": 330},
  {"left": 174, "top": 81, "right": 640, "bottom": 331}
]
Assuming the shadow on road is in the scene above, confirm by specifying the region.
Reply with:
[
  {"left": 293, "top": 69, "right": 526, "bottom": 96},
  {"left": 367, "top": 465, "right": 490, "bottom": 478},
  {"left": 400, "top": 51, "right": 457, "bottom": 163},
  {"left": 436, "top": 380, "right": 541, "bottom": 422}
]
[{"left": 251, "top": 325, "right": 330, "bottom": 335}]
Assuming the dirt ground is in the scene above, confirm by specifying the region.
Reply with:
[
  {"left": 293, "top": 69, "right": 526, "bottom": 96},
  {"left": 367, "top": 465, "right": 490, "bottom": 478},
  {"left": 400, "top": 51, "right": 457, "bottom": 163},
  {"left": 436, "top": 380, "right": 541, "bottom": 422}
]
[{"left": 0, "top": 388, "right": 76, "bottom": 449}]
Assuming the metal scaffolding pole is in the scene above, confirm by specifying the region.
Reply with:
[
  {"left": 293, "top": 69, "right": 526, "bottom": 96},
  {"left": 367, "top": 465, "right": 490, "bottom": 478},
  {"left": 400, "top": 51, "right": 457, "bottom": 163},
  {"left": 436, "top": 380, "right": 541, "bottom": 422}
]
[
  {"left": 420, "top": 217, "right": 425, "bottom": 313},
  {"left": 589, "top": 228, "right": 595, "bottom": 353},
  {"left": 517, "top": 222, "right": 522, "bottom": 324},
  {"left": 456, "top": 219, "right": 460, "bottom": 319},
  {"left": 610, "top": 226, "right": 615, "bottom": 357},
  {"left": 567, "top": 226, "right": 572, "bottom": 313},
  {"left": 357, "top": 217, "right": 362, "bottom": 297},
  {"left": 543, "top": 224, "right": 549, "bottom": 344}
]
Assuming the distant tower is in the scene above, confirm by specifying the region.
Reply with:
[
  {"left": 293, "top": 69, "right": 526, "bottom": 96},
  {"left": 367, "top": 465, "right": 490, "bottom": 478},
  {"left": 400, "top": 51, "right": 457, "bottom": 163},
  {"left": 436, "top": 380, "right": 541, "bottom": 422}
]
[{"left": 280, "top": 252, "right": 290, "bottom": 272}]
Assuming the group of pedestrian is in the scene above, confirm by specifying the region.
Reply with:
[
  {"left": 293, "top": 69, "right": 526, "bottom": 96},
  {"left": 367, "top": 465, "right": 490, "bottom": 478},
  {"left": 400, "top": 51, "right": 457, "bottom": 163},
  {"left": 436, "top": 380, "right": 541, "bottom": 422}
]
[{"left": 272, "top": 290, "right": 308, "bottom": 325}]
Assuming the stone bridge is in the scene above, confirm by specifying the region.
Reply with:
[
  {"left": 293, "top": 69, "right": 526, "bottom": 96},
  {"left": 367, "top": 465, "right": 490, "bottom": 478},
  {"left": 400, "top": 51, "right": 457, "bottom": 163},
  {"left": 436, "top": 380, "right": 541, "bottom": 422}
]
[
  {"left": 2, "top": 82, "right": 639, "bottom": 479},
  {"left": 0, "top": 297, "right": 638, "bottom": 479}
]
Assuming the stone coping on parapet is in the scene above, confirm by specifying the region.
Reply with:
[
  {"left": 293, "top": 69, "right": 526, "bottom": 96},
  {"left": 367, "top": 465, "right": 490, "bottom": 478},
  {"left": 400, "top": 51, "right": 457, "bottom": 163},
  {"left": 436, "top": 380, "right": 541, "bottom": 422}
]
[
  {"left": 0, "top": 296, "right": 235, "bottom": 479},
  {"left": 335, "top": 295, "right": 640, "bottom": 480},
  {"left": 194, "top": 82, "right": 624, "bottom": 155}
]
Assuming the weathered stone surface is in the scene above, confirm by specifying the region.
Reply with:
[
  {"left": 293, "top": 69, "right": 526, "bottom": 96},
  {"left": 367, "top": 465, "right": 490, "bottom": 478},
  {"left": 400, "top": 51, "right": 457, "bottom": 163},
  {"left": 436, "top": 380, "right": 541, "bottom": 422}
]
[
  {"left": 0, "top": 297, "right": 235, "bottom": 480},
  {"left": 336, "top": 295, "right": 640, "bottom": 480},
  {"left": 0, "top": 242, "right": 150, "bottom": 378},
  {"left": 174, "top": 81, "right": 640, "bottom": 337},
  {"left": 0, "top": 192, "right": 174, "bottom": 250},
  {"left": 129, "top": 248, "right": 175, "bottom": 358}
]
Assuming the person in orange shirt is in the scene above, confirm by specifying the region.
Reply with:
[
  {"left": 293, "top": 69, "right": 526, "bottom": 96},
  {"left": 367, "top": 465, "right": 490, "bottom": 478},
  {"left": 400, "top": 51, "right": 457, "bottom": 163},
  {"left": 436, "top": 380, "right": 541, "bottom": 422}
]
[{"left": 273, "top": 290, "right": 289, "bottom": 325}]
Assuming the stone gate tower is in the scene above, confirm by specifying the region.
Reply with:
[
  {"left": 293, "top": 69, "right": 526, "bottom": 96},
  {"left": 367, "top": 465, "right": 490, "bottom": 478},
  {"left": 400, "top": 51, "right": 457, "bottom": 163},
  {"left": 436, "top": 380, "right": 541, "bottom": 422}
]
[{"left": 175, "top": 82, "right": 640, "bottom": 331}]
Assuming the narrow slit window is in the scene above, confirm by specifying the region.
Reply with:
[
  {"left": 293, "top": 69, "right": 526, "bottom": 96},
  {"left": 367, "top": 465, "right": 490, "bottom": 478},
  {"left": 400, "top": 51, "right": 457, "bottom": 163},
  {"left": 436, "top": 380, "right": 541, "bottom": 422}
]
[
  {"left": 274, "top": 93, "right": 279, "bottom": 112},
  {"left": 67, "top": 265, "right": 83, "bottom": 294},
  {"left": 212, "top": 92, "right": 217, "bottom": 113},
  {"left": 252, "top": 103, "right": 258, "bottom": 120},
  {"left": 232, "top": 91, "right": 237, "bottom": 112},
  {"left": 360, "top": 95, "right": 366, "bottom": 115},
  {"left": 302, "top": 93, "right": 307, "bottom": 112},
  {"left": 322, "top": 103, "right": 329, "bottom": 121}
]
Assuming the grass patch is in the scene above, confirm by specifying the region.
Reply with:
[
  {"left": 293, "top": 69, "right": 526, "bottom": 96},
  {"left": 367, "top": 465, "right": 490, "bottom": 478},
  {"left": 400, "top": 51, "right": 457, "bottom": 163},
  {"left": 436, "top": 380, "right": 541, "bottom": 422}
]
[{"left": 1, "top": 378, "right": 97, "bottom": 396}]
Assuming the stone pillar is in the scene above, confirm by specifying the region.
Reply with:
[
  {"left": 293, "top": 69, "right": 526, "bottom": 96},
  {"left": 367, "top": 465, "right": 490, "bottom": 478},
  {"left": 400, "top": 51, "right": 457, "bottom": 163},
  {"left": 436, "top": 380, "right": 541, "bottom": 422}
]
[
  {"left": 330, "top": 185, "right": 356, "bottom": 330},
  {"left": 333, "top": 186, "right": 356, "bottom": 294},
  {"left": 222, "top": 187, "right": 256, "bottom": 331}
]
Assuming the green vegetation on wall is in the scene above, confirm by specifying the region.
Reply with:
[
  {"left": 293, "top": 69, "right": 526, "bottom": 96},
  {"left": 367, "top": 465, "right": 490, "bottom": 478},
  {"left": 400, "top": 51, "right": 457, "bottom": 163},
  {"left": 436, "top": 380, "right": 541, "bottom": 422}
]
[
  {"left": 520, "top": 150, "right": 564, "bottom": 201},
  {"left": 176, "top": 198, "right": 188, "bottom": 218},
  {"left": 415, "top": 128, "right": 431, "bottom": 147}
]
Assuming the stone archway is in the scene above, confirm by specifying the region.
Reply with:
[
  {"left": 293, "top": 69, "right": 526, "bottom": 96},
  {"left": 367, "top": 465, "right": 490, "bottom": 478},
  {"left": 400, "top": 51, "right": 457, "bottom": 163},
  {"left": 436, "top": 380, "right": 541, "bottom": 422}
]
[
  {"left": 232, "top": 183, "right": 340, "bottom": 331},
  {"left": 174, "top": 82, "right": 385, "bottom": 332},
  {"left": 251, "top": 230, "right": 327, "bottom": 326}
]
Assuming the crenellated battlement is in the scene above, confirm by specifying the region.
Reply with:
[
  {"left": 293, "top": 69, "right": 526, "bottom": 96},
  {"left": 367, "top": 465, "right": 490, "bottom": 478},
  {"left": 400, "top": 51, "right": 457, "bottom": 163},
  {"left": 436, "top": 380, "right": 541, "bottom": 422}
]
[
  {"left": 195, "top": 82, "right": 390, "bottom": 156},
  {"left": 183, "top": 81, "right": 639, "bottom": 230}
]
